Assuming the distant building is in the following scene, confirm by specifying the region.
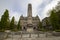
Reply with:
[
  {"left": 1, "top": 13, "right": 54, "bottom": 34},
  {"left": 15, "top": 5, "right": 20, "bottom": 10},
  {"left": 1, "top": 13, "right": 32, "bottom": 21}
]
[
  {"left": 20, "top": 4, "right": 40, "bottom": 31},
  {"left": 42, "top": 17, "right": 52, "bottom": 30}
]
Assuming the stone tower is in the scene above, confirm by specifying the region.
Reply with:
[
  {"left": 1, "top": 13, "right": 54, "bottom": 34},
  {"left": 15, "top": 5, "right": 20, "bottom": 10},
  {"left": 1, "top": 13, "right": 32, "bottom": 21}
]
[
  {"left": 27, "top": 4, "right": 32, "bottom": 25},
  {"left": 28, "top": 4, "right": 32, "bottom": 17}
]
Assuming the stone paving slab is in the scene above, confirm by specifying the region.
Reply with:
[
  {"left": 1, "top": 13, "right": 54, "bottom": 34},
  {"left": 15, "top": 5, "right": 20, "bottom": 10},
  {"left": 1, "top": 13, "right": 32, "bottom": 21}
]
[{"left": 5, "top": 37, "right": 60, "bottom": 40}]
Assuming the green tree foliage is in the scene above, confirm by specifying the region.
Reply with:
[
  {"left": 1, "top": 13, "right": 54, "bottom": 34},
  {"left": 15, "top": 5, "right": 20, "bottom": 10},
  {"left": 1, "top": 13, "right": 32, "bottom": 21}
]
[
  {"left": 45, "top": 18, "right": 49, "bottom": 26},
  {"left": 0, "top": 9, "right": 10, "bottom": 31},
  {"left": 45, "top": 17, "right": 51, "bottom": 31},
  {"left": 48, "top": 2, "right": 60, "bottom": 31},
  {"left": 17, "top": 18, "right": 21, "bottom": 31},
  {"left": 49, "top": 9, "right": 59, "bottom": 30},
  {"left": 55, "top": 2, "right": 60, "bottom": 29},
  {"left": 0, "top": 21, "right": 1, "bottom": 30},
  {"left": 38, "top": 21, "right": 42, "bottom": 31},
  {"left": 10, "top": 17, "right": 15, "bottom": 31}
]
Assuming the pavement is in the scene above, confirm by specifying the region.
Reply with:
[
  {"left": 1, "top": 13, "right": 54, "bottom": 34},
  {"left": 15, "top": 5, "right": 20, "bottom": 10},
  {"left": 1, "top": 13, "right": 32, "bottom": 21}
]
[
  {"left": 4, "top": 33, "right": 60, "bottom": 40},
  {"left": 5, "top": 37, "right": 60, "bottom": 40},
  {"left": 0, "top": 32, "right": 60, "bottom": 40}
]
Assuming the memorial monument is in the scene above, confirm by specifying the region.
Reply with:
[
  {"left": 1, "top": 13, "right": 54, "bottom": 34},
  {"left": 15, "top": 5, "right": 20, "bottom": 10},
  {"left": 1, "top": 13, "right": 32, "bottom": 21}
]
[{"left": 20, "top": 4, "right": 40, "bottom": 32}]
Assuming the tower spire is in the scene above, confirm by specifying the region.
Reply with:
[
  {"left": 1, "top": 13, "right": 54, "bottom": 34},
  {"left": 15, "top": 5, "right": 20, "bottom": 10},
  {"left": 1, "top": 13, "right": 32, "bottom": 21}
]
[{"left": 28, "top": 3, "right": 32, "bottom": 17}]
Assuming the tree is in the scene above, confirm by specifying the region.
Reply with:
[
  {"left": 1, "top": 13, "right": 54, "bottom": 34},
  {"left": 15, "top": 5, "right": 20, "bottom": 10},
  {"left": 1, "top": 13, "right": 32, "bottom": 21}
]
[
  {"left": 38, "top": 21, "right": 42, "bottom": 31},
  {"left": 55, "top": 2, "right": 60, "bottom": 29},
  {"left": 17, "top": 17, "right": 21, "bottom": 31},
  {"left": 0, "top": 9, "right": 10, "bottom": 31},
  {"left": 45, "top": 17, "right": 51, "bottom": 31},
  {"left": 49, "top": 9, "right": 59, "bottom": 30},
  {"left": 48, "top": 2, "right": 60, "bottom": 31},
  {"left": 0, "top": 21, "right": 1, "bottom": 30},
  {"left": 10, "top": 17, "right": 15, "bottom": 31},
  {"left": 49, "top": 2, "right": 60, "bottom": 31}
]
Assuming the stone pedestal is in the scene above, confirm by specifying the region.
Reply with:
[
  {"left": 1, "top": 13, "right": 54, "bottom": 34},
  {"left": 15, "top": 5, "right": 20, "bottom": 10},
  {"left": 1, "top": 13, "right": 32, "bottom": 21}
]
[{"left": 27, "top": 28, "right": 33, "bottom": 32}]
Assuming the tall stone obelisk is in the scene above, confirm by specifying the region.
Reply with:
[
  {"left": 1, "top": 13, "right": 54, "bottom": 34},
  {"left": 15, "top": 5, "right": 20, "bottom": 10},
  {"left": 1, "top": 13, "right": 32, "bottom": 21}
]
[
  {"left": 28, "top": 4, "right": 32, "bottom": 17},
  {"left": 27, "top": 4, "right": 33, "bottom": 32},
  {"left": 27, "top": 4, "right": 32, "bottom": 25}
]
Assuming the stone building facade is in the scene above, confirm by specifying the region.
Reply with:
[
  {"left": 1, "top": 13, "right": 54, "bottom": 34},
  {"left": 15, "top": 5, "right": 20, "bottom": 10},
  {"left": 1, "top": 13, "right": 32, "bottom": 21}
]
[
  {"left": 42, "top": 17, "right": 52, "bottom": 30},
  {"left": 20, "top": 4, "right": 40, "bottom": 31}
]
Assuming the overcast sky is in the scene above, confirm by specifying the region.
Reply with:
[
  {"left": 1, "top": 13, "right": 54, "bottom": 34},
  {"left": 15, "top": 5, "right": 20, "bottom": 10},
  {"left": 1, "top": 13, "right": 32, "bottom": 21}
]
[{"left": 0, "top": 0, "right": 60, "bottom": 21}]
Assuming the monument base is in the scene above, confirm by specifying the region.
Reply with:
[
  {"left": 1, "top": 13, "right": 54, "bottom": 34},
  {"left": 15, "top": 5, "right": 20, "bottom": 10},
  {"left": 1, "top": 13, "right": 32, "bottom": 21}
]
[{"left": 27, "top": 28, "right": 34, "bottom": 32}]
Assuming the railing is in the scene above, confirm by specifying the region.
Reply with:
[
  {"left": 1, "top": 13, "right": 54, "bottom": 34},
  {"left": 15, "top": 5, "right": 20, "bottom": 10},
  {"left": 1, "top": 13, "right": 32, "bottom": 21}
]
[{"left": 7, "top": 31, "right": 45, "bottom": 38}]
